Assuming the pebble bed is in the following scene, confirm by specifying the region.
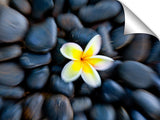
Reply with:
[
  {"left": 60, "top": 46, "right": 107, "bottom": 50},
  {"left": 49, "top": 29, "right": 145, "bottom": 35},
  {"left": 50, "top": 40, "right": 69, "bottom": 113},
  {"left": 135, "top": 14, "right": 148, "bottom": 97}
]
[{"left": 0, "top": 0, "right": 160, "bottom": 120}]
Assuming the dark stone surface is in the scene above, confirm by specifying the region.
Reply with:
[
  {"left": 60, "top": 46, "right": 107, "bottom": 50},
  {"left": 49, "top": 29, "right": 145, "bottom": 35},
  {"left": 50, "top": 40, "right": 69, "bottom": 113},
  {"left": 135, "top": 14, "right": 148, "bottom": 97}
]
[
  {"left": 57, "top": 13, "right": 83, "bottom": 32},
  {"left": 10, "top": 0, "right": 31, "bottom": 15},
  {"left": 26, "top": 66, "right": 49, "bottom": 89},
  {"left": 69, "top": 0, "right": 88, "bottom": 11},
  {"left": 118, "top": 61, "right": 156, "bottom": 88},
  {"left": 131, "top": 110, "right": 147, "bottom": 120},
  {"left": 0, "top": 85, "right": 24, "bottom": 99},
  {"left": 90, "top": 104, "right": 115, "bottom": 120},
  {"left": 123, "top": 34, "right": 151, "bottom": 62},
  {"left": 50, "top": 74, "right": 74, "bottom": 97},
  {"left": 111, "top": 26, "right": 134, "bottom": 49},
  {"left": 70, "top": 28, "right": 98, "bottom": 48},
  {"left": 132, "top": 90, "right": 160, "bottom": 119},
  {"left": 44, "top": 95, "right": 73, "bottom": 120},
  {"left": 79, "top": 0, "right": 121, "bottom": 23},
  {"left": 101, "top": 79, "right": 125, "bottom": 102},
  {"left": 0, "top": 62, "right": 24, "bottom": 86},
  {"left": 19, "top": 52, "right": 51, "bottom": 69},
  {"left": 72, "top": 97, "right": 92, "bottom": 112},
  {"left": 25, "top": 18, "right": 57, "bottom": 53},
  {"left": 0, "top": 104, "right": 22, "bottom": 120},
  {"left": 0, "top": 4, "right": 28, "bottom": 43},
  {"left": 31, "top": 0, "right": 54, "bottom": 19},
  {"left": 52, "top": 0, "right": 65, "bottom": 17},
  {"left": 74, "top": 113, "right": 88, "bottom": 120},
  {"left": 23, "top": 93, "right": 44, "bottom": 120},
  {"left": 116, "top": 107, "right": 130, "bottom": 120},
  {"left": 0, "top": 45, "right": 22, "bottom": 62}
]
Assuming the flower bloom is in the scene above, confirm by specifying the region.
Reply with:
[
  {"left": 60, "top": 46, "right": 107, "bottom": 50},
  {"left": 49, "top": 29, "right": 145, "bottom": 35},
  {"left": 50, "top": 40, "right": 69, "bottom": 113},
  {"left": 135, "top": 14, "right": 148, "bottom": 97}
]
[{"left": 60, "top": 35, "right": 114, "bottom": 87}]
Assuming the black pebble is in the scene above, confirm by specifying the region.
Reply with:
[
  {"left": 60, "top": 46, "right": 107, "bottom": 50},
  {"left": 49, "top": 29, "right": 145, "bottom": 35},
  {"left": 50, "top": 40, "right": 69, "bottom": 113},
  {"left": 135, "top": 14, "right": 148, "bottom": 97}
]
[
  {"left": 26, "top": 66, "right": 49, "bottom": 89},
  {"left": 52, "top": 0, "right": 65, "bottom": 17},
  {"left": 0, "top": 62, "right": 24, "bottom": 86},
  {"left": 50, "top": 74, "right": 74, "bottom": 97},
  {"left": 131, "top": 110, "right": 147, "bottom": 120},
  {"left": 19, "top": 52, "right": 51, "bottom": 69},
  {"left": 69, "top": 0, "right": 88, "bottom": 11},
  {"left": 25, "top": 18, "right": 57, "bottom": 53},
  {"left": 74, "top": 113, "right": 88, "bottom": 120},
  {"left": 101, "top": 79, "right": 125, "bottom": 102},
  {"left": 57, "top": 13, "right": 83, "bottom": 32}
]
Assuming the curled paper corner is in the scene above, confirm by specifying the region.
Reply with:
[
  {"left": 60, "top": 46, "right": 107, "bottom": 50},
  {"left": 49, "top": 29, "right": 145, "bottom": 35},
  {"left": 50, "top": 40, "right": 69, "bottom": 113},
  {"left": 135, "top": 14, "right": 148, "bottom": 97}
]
[{"left": 119, "top": 2, "right": 159, "bottom": 40}]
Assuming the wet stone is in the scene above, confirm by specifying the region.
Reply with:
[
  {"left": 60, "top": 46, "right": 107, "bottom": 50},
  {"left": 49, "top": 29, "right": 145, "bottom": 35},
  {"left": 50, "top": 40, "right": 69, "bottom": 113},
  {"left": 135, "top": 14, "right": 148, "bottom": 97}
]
[
  {"left": 25, "top": 18, "right": 57, "bottom": 53},
  {"left": 118, "top": 61, "right": 156, "bottom": 88},
  {"left": 0, "top": 44, "right": 22, "bottom": 62},
  {"left": 52, "top": 38, "right": 67, "bottom": 65},
  {"left": 113, "top": 10, "right": 125, "bottom": 24},
  {"left": 19, "top": 52, "right": 51, "bottom": 69},
  {"left": 0, "top": 4, "right": 28, "bottom": 43},
  {"left": 74, "top": 113, "right": 87, "bottom": 120},
  {"left": 0, "top": 0, "right": 10, "bottom": 6},
  {"left": 90, "top": 104, "right": 116, "bottom": 120},
  {"left": 123, "top": 34, "right": 151, "bottom": 62},
  {"left": 0, "top": 104, "right": 22, "bottom": 120},
  {"left": 79, "top": 83, "right": 94, "bottom": 95},
  {"left": 31, "top": 0, "right": 54, "bottom": 19},
  {"left": 51, "top": 65, "right": 62, "bottom": 74},
  {"left": 70, "top": 28, "right": 98, "bottom": 47},
  {"left": 69, "top": 0, "right": 88, "bottom": 11},
  {"left": 132, "top": 90, "right": 160, "bottom": 119},
  {"left": 57, "top": 13, "right": 83, "bottom": 32},
  {"left": 111, "top": 26, "right": 134, "bottom": 49},
  {"left": 0, "top": 62, "right": 24, "bottom": 86},
  {"left": 0, "top": 85, "right": 24, "bottom": 99},
  {"left": 72, "top": 97, "right": 92, "bottom": 112},
  {"left": 52, "top": 0, "right": 65, "bottom": 17},
  {"left": 97, "top": 25, "right": 117, "bottom": 57},
  {"left": 10, "top": 0, "right": 31, "bottom": 15},
  {"left": 0, "top": 97, "right": 3, "bottom": 110},
  {"left": 50, "top": 75, "right": 74, "bottom": 97},
  {"left": 131, "top": 110, "right": 147, "bottom": 120},
  {"left": 44, "top": 95, "right": 73, "bottom": 120},
  {"left": 23, "top": 93, "right": 44, "bottom": 120},
  {"left": 101, "top": 79, "right": 125, "bottom": 102},
  {"left": 26, "top": 66, "right": 49, "bottom": 89},
  {"left": 79, "top": 0, "right": 121, "bottom": 23}
]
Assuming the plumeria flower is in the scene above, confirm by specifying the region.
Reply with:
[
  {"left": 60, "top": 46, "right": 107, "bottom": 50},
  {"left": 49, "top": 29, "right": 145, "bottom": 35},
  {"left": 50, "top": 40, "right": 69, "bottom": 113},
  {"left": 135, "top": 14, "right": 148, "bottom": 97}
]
[{"left": 60, "top": 35, "right": 114, "bottom": 87}]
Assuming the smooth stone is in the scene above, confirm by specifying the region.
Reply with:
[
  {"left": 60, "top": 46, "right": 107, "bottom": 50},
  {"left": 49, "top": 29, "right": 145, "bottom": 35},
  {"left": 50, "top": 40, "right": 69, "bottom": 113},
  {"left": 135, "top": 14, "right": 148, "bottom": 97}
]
[
  {"left": 113, "top": 10, "right": 125, "bottom": 24},
  {"left": 118, "top": 61, "right": 156, "bottom": 88},
  {"left": 116, "top": 107, "right": 130, "bottom": 120},
  {"left": 0, "top": 85, "right": 24, "bottom": 99},
  {"left": 0, "top": 97, "right": 3, "bottom": 109},
  {"left": 44, "top": 95, "right": 73, "bottom": 120},
  {"left": 26, "top": 66, "right": 49, "bottom": 89},
  {"left": 132, "top": 90, "right": 160, "bottom": 119},
  {"left": 97, "top": 25, "right": 117, "bottom": 57},
  {"left": 50, "top": 75, "right": 74, "bottom": 97},
  {"left": 19, "top": 52, "right": 51, "bottom": 69},
  {"left": 69, "top": 0, "right": 88, "bottom": 11},
  {"left": 23, "top": 93, "right": 44, "bottom": 120},
  {"left": 111, "top": 26, "right": 134, "bottom": 49},
  {"left": 74, "top": 113, "right": 87, "bottom": 120},
  {"left": 0, "top": 62, "right": 24, "bottom": 86},
  {"left": 79, "top": 0, "right": 121, "bottom": 23},
  {"left": 25, "top": 18, "right": 57, "bottom": 53},
  {"left": 0, "top": 0, "right": 10, "bottom": 6},
  {"left": 0, "top": 5, "right": 28, "bottom": 43},
  {"left": 102, "top": 79, "right": 125, "bottom": 102},
  {"left": 79, "top": 83, "right": 94, "bottom": 95},
  {"left": 123, "top": 34, "right": 151, "bottom": 62},
  {"left": 10, "top": 0, "right": 31, "bottom": 15},
  {"left": 0, "top": 45, "right": 22, "bottom": 62},
  {"left": 72, "top": 97, "right": 92, "bottom": 112},
  {"left": 31, "top": 0, "right": 54, "bottom": 19},
  {"left": 70, "top": 28, "right": 98, "bottom": 47},
  {"left": 52, "top": 0, "right": 65, "bottom": 17},
  {"left": 131, "top": 110, "right": 147, "bottom": 120},
  {"left": 0, "top": 104, "right": 22, "bottom": 120},
  {"left": 57, "top": 13, "right": 83, "bottom": 32},
  {"left": 52, "top": 38, "right": 67, "bottom": 65},
  {"left": 90, "top": 104, "right": 115, "bottom": 120},
  {"left": 147, "top": 41, "right": 160, "bottom": 63}
]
